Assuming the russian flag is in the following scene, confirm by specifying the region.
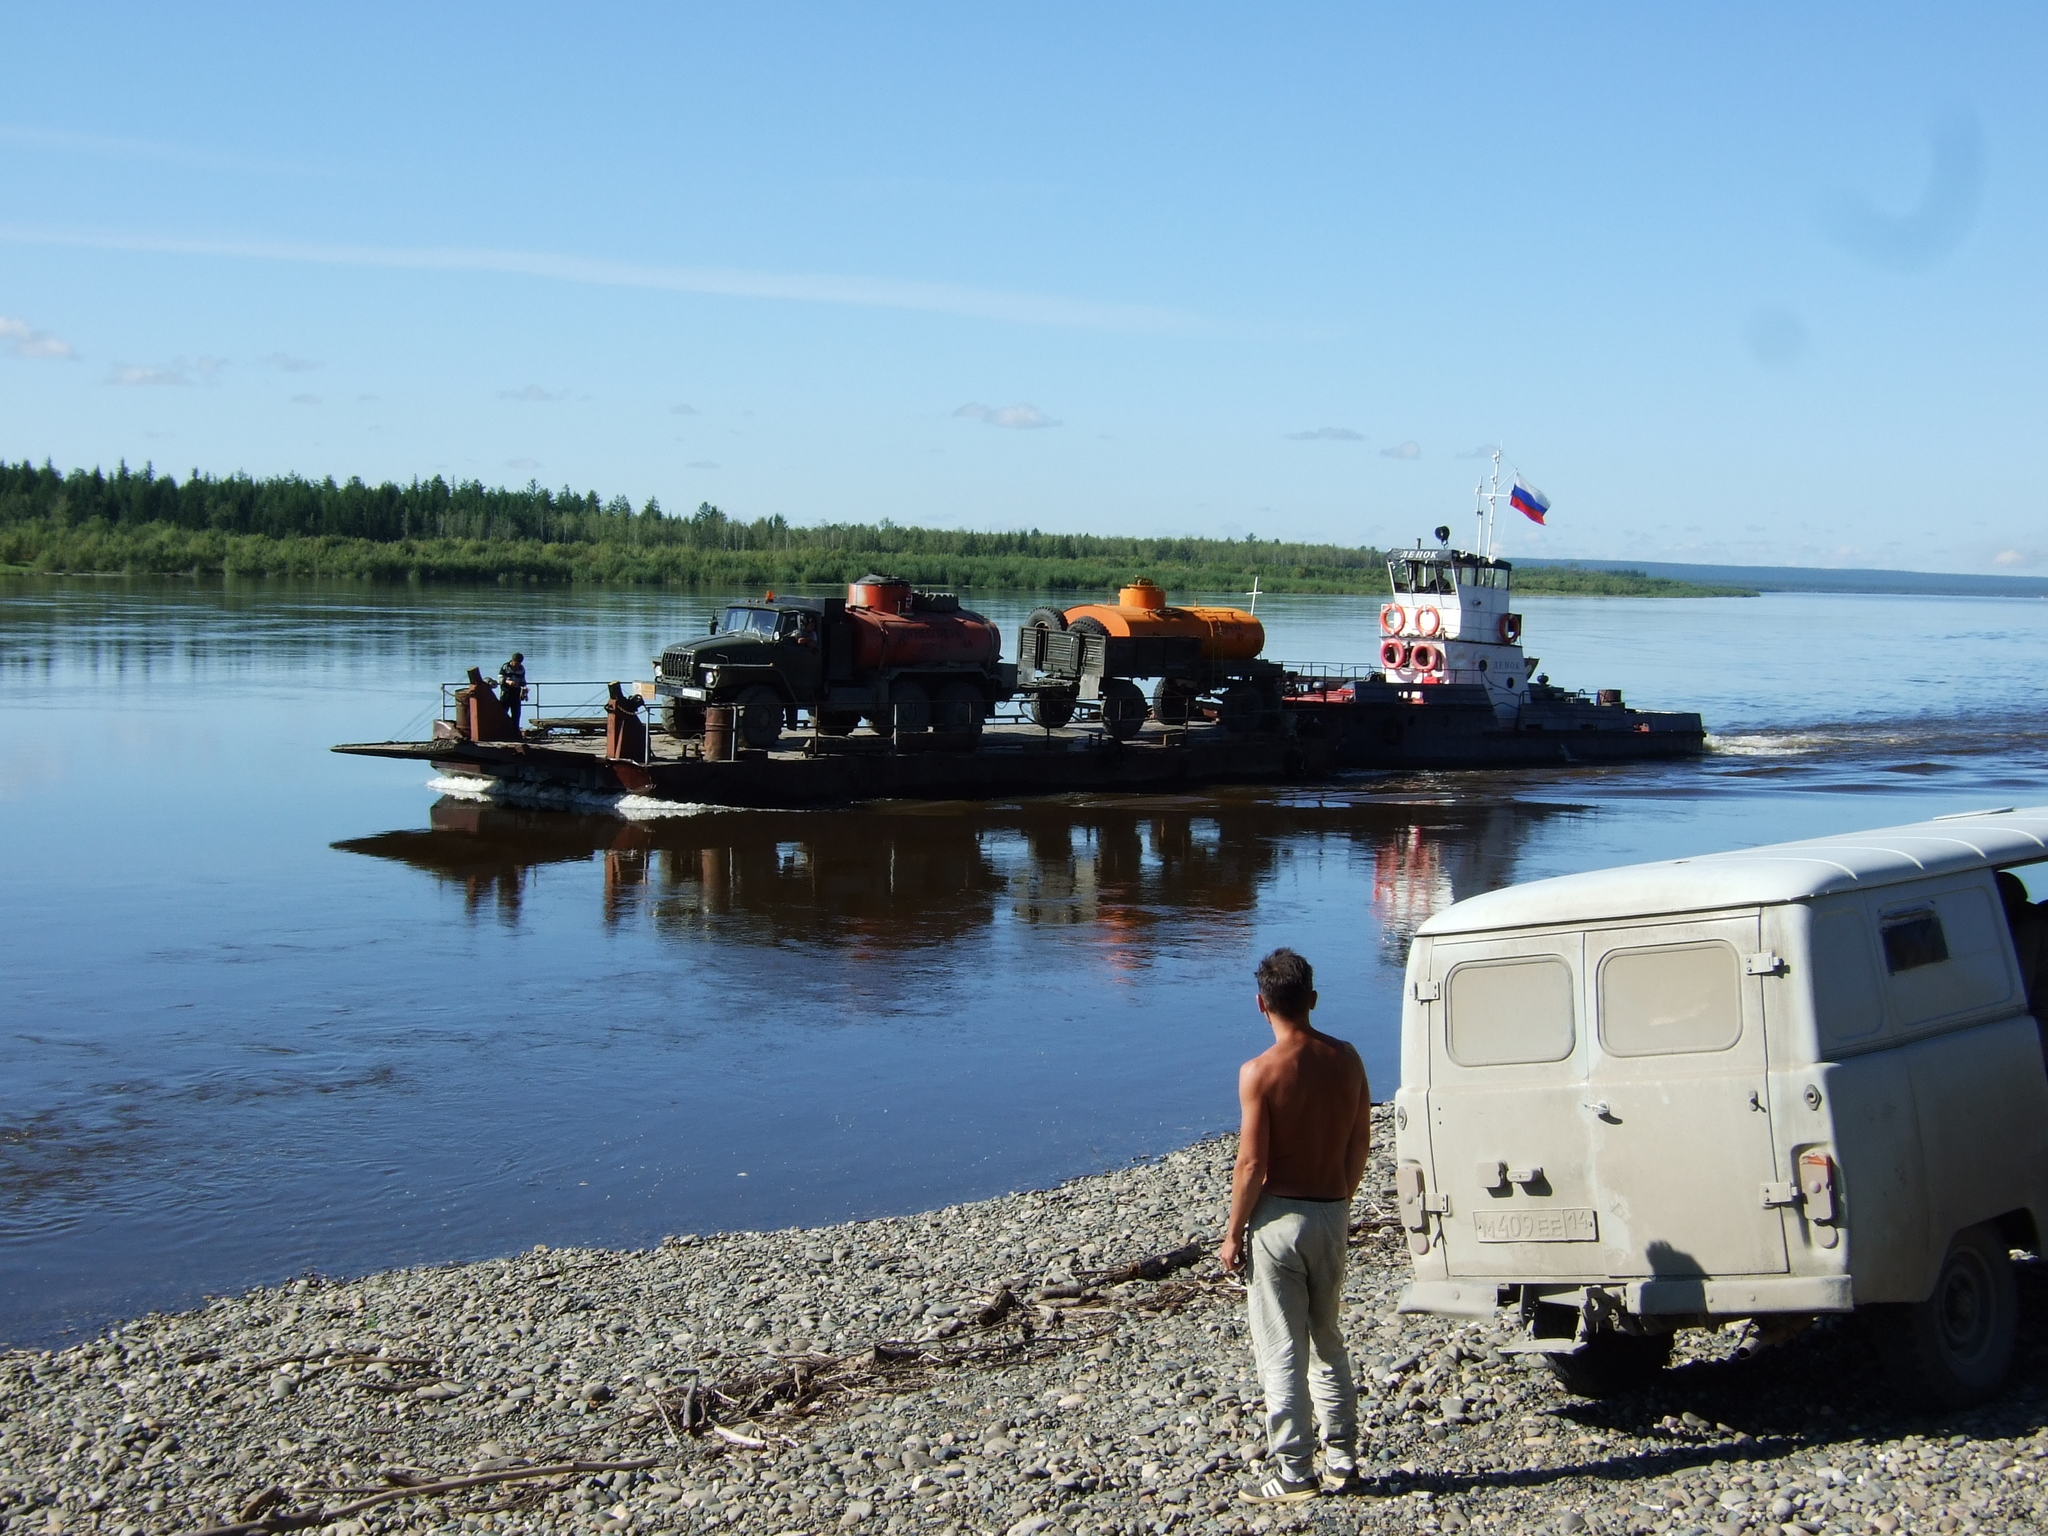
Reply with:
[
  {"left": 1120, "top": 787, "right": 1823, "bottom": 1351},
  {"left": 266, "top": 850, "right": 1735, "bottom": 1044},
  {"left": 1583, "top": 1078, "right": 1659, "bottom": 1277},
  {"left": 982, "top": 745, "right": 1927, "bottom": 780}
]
[{"left": 1509, "top": 474, "right": 1551, "bottom": 525}]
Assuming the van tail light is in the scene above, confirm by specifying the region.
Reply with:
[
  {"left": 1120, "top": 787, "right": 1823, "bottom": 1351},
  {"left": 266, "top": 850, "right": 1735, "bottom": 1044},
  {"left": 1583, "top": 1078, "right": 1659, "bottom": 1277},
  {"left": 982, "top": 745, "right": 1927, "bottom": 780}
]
[{"left": 1798, "top": 1149, "right": 1837, "bottom": 1225}]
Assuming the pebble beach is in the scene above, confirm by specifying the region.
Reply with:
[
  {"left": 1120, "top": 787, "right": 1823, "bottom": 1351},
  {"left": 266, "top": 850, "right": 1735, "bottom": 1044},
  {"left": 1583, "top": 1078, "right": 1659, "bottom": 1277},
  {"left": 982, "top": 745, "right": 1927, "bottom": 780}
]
[{"left": 7, "top": 1108, "right": 2048, "bottom": 1536}]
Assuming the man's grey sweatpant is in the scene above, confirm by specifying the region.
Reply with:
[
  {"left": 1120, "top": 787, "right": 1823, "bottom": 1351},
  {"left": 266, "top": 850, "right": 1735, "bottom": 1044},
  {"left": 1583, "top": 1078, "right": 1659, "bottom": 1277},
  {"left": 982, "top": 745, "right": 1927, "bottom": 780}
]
[{"left": 1246, "top": 1194, "right": 1358, "bottom": 1483}]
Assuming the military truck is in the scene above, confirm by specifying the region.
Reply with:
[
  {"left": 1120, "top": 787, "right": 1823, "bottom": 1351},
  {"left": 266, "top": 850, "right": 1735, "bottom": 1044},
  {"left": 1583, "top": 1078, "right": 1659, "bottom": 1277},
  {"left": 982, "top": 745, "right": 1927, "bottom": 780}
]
[{"left": 653, "top": 575, "right": 1014, "bottom": 751}]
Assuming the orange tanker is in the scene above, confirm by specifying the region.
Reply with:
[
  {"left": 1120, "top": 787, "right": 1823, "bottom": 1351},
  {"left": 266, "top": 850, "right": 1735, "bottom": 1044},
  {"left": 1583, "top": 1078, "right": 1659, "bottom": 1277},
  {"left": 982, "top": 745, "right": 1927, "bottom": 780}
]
[
  {"left": 1058, "top": 579, "right": 1265, "bottom": 661},
  {"left": 1018, "top": 579, "right": 1284, "bottom": 736}
]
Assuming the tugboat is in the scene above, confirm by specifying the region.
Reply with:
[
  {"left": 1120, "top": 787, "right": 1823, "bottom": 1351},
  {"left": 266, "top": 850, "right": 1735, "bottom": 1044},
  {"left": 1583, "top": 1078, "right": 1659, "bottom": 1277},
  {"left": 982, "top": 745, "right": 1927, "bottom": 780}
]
[{"left": 1283, "top": 460, "right": 1706, "bottom": 767}]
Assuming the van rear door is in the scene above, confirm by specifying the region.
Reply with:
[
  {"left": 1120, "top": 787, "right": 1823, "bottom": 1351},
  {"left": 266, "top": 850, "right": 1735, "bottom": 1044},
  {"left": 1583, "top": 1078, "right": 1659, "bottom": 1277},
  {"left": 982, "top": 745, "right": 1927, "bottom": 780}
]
[
  {"left": 1424, "top": 930, "right": 1598, "bottom": 1280},
  {"left": 1581, "top": 915, "right": 1789, "bottom": 1278}
]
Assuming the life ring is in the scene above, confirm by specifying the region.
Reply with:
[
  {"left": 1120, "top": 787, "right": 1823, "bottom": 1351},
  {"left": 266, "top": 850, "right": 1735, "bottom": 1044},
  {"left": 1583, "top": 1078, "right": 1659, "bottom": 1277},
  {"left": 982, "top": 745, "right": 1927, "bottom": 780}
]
[
  {"left": 1410, "top": 642, "right": 1442, "bottom": 672},
  {"left": 1498, "top": 612, "right": 1522, "bottom": 644},
  {"left": 1380, "top": 638, "right": 1409, "bottom": 670},
  {"left": 1415, "top": 606, "right": 1442, "bottom": 638},
  {"left": 1380, "top": 603, "right": 1406, "bottom": 636}
]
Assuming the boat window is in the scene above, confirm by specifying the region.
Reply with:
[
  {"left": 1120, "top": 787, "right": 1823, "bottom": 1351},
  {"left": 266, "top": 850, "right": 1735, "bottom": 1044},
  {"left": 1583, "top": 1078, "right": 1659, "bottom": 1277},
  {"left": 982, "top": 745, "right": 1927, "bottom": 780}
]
[
  {"left": 721, "top": 607, "right": 779, "bottom": 635},
  {"left": 1445, "top": 956, "right": 1575, "bottom": 1066},
  {"left": 1598, "top": 941, "right": 1742, "bottom": 1056}
]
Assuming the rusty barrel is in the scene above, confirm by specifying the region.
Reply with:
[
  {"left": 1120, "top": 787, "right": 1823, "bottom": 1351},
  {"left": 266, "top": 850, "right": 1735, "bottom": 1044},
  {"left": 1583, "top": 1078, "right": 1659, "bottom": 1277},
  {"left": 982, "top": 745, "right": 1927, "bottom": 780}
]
[{"left": 702, "top": 704, "right": 736, "bottom": 761}]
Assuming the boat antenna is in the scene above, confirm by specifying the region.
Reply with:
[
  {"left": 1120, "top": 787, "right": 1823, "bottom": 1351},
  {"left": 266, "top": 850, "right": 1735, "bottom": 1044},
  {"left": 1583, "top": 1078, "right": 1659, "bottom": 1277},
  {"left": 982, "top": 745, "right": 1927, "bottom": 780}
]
[
  {"left": 1472, "top": 448, "right": 1505, "bottom": 559},
  {"left": 1245, "top": 573, "right": 1261, "bottom": 614}
]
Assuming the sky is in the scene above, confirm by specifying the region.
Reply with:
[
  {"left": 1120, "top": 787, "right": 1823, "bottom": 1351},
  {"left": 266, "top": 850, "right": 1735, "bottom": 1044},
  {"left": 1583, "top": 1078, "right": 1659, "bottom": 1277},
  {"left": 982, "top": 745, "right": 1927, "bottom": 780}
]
[{"left": 0, "top": 3, "right": 2042, "bottom": 571}]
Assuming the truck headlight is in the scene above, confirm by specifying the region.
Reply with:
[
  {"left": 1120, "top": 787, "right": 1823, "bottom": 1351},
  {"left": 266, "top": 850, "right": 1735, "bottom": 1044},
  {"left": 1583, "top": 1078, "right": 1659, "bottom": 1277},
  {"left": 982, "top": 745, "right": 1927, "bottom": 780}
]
[{"left": 702, "top": 667, "right": 720, "bottom": 688}]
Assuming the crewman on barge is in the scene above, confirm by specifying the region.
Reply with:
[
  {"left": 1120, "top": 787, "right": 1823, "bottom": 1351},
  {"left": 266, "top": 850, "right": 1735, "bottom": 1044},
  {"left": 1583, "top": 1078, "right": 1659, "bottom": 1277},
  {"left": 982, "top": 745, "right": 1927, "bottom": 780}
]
[
  {"left": 1220, "top": 948, "right": 1371, "bottom": 1502},
  {"left": 498, "top": 652, "right": 528, "bottom": 727}
]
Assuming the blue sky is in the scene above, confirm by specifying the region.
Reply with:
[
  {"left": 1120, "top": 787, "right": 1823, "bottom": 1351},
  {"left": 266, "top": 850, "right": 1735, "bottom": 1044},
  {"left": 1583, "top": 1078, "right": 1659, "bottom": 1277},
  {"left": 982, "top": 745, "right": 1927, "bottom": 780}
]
[{"left": 1, "top": 3, "right": 2041, "bottom": 571}]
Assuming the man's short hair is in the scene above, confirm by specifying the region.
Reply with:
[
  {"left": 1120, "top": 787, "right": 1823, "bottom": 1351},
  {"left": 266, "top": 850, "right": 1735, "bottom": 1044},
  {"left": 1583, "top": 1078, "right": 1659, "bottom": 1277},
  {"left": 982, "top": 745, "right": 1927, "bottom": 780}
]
[{"left": 1256, "top": 948, "right": 1314, "bottom": 1020}]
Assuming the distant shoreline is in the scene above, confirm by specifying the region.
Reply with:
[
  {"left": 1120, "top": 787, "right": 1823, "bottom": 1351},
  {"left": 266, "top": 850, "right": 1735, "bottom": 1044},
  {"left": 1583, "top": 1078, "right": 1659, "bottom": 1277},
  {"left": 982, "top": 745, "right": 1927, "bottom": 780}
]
[{"left": 0, "top": 529, "right": 1750, "bottom": 598}]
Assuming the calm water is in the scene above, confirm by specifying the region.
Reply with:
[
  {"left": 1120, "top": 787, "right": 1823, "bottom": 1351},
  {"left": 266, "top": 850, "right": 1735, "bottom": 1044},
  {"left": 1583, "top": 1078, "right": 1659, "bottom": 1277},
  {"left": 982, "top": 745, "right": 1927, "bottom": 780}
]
[{"left": 5, "top": 576, "right": 2048, "bottom": 1346}]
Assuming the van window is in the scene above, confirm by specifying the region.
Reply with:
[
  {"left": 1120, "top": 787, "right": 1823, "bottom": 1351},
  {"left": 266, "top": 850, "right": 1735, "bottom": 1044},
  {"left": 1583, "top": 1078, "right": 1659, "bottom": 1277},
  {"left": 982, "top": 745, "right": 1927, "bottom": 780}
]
[
  {"left": 1880, "top": 907, "right": 1948, "bottom": 973},
  {"left": 1445, "top": 956, "right": 1575, "bottom": 1066},
  {"left": 1883, "top": 887, "right": 2014, "bottom": 1029},
  {"left": 1811, "top": 907, "right": 1883, "bottom": 1045},
  {"left": 1598, "top": 941, "right": 1742, "bottom": 1057}
]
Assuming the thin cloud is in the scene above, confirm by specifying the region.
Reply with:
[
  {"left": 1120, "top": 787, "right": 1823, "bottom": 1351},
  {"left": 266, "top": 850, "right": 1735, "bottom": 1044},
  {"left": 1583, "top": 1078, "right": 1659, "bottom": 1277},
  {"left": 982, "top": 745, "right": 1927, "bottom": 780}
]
[
  {"left": 498, "top": 384, "right": 568, "bottom": 403},
  {"left": 289, "top": 392, "right": 319, "bottom": 405},
  {"left": 107, "top": 356, "right": 225, "bottom": 387},
  {"left": 0, "top": 225, "right": 1201, "bottom": 334},
  {"left": 0, "top": 124, "right": 314, "bottom": 176},
  {"left": 670, "top": 403, "right": 698, "bottom": 415},
  {"left": 955, "top": 402, "right": 1060, "bottom": 429},
  {"left": 687, "top": 460, "right": 720, "bottom": 470},
  {"left": 263, "top": 351, "right": 322, "bottom": 372},
  {"left": 1381, "top": 440, "right": 1421, "bottom": 460},
  {"left": 1455, "top": 443, "right": 1502, "bottom": 460},
  {"left": 0, "top": 315, "right": 74, "bottom": 359},
  {"left": 506, "top": 456, "right": 543, "bottom": 471},
  {"left": 1284, "top": 426, "right": 1363, "bottom": 441}
]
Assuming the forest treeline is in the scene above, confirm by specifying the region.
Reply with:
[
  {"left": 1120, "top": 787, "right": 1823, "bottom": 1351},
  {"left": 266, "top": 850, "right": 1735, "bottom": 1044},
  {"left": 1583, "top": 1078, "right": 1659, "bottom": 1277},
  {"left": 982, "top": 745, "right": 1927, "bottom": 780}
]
[{"left": 0, "top": 460, "right": 1750, "bottom": 596}]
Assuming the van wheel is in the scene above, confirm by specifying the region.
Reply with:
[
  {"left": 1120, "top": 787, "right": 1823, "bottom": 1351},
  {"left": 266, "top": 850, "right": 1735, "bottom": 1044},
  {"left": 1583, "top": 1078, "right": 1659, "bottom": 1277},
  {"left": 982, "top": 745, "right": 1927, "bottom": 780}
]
[
  {"left": 1544, "top": 1331, "right": 1673, "bottom": 1398},
  {"left": 1870, "top": 1223, "right": 2017, "bottom": 1410},
  {"left": 734, "top": 686, "right": 785, "bottom": 751}
]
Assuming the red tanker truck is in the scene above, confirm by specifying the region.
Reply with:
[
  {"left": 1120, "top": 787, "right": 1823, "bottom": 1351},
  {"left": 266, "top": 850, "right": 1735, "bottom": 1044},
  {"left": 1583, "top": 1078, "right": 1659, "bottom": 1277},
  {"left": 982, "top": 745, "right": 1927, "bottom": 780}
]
[{"left": 652, "top": 575, "right": 1014, "bottom": 750}]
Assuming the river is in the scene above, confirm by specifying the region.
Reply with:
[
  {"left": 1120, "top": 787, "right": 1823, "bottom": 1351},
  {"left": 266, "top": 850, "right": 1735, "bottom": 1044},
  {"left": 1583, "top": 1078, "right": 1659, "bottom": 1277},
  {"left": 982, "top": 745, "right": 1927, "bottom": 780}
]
[{"left": 4, "top": 575, "right": 2048, "bottom": 1346}]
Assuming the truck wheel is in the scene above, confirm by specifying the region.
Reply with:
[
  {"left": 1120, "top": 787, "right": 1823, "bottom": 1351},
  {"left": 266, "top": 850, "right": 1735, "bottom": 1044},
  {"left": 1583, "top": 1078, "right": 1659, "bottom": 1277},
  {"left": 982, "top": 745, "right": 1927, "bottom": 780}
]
[
  {"left": 734, "top": 686, "right": 785, "bottom": 751},
  {"left": 1869, "top": 1223, "right": 2017, "bottom": 1409},
  {"left": 1543, "top": 1331, "right": 1672, "bottom": 1398},
  {"left": 1030, "top": 690, "right": 1077, "bottom": 729},
  {"left": 934, "top": 681, "right": 985, "bottom": 743},
  {"left": 1216, "top": 684, "right": 1260, "bottom": 734},
  {"left": 661, "top": 698, "right": 704, "bottom": 738},
  {"left": 1151, "top": 679, "right": 1198, "bottom": 726},
  {"left": 817, "top": 710, "right": 861, "bottom": 737},
  {"left": 890, "top": 681, "right": 932, "bottom": 736},
  {"left": 1025, "top": 606, "right": 1068, "bottom": 633},
  {"left": 1100, "top": 678, "right": 1147, "bottom": 741}
]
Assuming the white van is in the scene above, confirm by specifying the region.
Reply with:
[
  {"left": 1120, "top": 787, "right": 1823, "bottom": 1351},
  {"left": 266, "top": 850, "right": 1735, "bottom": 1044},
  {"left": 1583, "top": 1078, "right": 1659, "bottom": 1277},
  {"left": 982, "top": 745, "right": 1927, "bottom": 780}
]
[{"left": 1393, "top": 806, "right": 2048, "bottom": 1407}]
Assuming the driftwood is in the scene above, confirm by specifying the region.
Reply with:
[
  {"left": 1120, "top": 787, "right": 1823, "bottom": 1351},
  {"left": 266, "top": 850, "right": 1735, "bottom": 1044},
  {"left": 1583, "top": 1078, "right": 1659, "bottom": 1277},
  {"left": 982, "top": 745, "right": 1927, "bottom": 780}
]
[
  {"left": 1080, "top": 1240, "right": 1207, "bottom": 1285},
  {"left": 183, "top": 1458, "right": 660, "bottom": 1536}
]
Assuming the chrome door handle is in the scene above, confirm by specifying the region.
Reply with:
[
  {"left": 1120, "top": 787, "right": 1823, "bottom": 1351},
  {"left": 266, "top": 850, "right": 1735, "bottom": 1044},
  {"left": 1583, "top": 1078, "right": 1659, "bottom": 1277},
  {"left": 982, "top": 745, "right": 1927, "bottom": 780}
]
[{"left": 1583, "top": 1100, "right": 1611, "bottom": 1119}]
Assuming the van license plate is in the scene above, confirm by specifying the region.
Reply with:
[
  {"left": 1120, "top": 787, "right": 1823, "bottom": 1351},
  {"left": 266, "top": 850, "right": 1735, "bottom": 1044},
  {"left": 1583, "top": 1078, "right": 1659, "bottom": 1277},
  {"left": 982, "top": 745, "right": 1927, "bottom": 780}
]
[{"left": 1473, "top": 1208, "right": 1597, "bottom": 1243}]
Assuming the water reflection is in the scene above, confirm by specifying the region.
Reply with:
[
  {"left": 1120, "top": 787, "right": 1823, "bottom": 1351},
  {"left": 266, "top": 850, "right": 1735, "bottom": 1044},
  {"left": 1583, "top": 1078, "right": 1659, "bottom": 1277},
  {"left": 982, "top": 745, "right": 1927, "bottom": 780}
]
[{"left": 335, "top": 791, "right": 1585, "bottom": 961}]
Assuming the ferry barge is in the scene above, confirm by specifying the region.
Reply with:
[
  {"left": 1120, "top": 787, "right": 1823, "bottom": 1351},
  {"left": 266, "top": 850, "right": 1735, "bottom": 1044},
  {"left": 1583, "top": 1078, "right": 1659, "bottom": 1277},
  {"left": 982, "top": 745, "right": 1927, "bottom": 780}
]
[{"left": 333, "top": 495, "right": 1703, "bottom": 806}]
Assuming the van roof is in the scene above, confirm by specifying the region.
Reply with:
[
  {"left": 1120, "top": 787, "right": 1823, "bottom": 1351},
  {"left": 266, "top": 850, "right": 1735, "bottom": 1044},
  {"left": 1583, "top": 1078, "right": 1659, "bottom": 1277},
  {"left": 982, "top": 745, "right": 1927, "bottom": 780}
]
[{"left": 1418, "top": 805, "right": 2048, "bottom": 936}]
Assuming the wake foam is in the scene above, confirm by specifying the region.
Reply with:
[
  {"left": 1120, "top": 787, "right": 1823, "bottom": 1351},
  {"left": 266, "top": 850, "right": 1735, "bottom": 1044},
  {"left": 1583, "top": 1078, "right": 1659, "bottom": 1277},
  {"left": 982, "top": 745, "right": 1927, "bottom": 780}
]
[{"left": 424, "top": 775, "right": 727, "bottom": 819}]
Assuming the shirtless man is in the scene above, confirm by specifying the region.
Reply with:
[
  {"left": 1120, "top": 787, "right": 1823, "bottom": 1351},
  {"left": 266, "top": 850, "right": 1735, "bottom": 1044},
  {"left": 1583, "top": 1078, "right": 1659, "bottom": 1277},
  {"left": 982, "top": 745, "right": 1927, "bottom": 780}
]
[{"left": 1220, "top": 948, "right": 1371, "bottom": 1503}]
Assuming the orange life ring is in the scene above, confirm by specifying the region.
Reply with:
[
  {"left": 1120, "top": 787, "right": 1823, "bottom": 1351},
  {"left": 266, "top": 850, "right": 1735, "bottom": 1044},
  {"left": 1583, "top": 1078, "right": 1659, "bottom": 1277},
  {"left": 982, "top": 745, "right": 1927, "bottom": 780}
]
[
  {"left": 1380, "top": 638, "right": 1409, "bottom": 670},
  {"left": 1410, "top": 642, "right": 1441, "bottom": 672},
  {"left": 1499, "top": 612, "right": 1522, "bottom": 644},
  {"left": 1415, "top": 606, "right": 1442, "bottom": 638},
  {"left": 1380, "top": 603, "right": 1406, "bottom": 636}
]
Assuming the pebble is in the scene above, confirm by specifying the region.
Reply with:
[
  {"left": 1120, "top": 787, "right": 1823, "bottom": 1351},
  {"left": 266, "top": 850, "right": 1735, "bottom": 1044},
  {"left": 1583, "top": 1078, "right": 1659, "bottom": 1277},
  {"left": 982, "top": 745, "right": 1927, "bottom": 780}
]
[{"left": 6, "top": 1105, "right": 2048, "bottom": 1536}]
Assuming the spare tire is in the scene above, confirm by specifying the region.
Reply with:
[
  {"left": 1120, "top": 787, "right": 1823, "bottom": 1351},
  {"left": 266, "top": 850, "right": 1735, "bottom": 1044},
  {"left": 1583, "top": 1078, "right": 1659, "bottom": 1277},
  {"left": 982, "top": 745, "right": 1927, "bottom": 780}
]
[
  {"left": 1025, "top": 606, "right": 1069, "bottom": 633},
  {"left": 890, "top": 680, "right": 932, "bottom": 735},
  {"left": 934, "top": 681, "right": 985, "bottom": 743}
]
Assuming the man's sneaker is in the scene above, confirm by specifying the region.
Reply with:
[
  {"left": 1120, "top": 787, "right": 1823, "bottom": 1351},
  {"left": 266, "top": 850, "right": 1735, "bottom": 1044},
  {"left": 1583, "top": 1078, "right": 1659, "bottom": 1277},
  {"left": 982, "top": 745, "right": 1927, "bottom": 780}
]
[
  {"left": 1238, "top": 1475, "right": 1319, "bottom": 1504},
  {"left": 1320, "top": 1467, "right": 1362, "bottom": 1495}
]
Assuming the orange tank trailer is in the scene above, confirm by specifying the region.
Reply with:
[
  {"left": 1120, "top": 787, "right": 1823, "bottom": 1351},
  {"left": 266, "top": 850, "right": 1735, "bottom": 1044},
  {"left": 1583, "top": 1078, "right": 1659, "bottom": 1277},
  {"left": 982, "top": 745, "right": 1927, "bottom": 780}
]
[{"left": 1060, "top": 579, "right": 1265, "bottom": 661}]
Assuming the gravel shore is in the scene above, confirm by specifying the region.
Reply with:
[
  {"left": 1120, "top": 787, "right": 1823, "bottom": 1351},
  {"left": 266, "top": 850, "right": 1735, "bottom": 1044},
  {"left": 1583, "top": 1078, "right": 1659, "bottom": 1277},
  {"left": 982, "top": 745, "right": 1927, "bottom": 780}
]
[{"left": 7, "top": 1107, "right": 2048, "bottom": 1536}]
